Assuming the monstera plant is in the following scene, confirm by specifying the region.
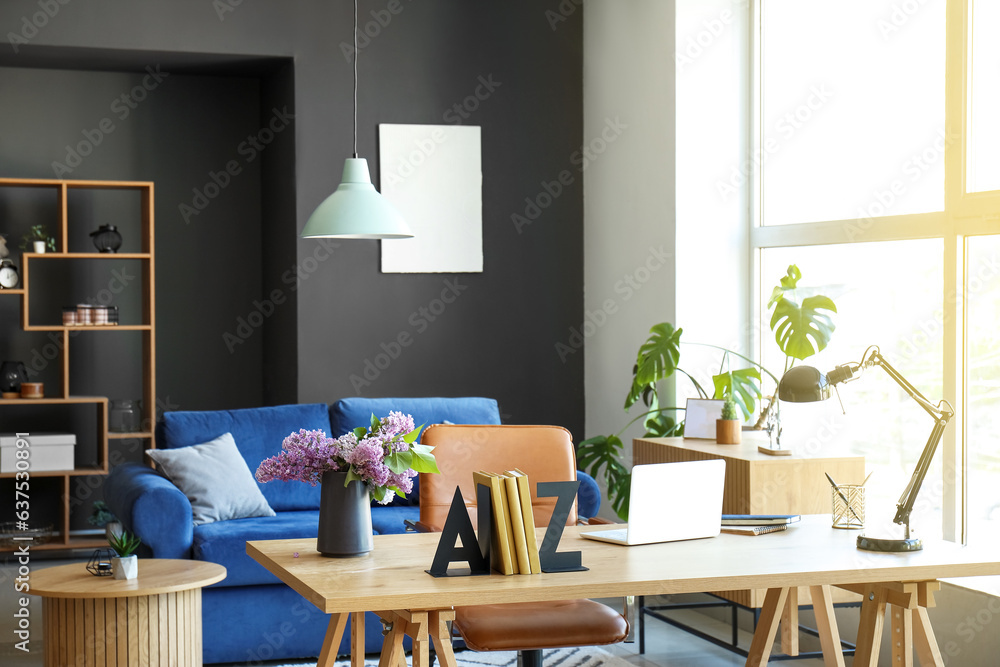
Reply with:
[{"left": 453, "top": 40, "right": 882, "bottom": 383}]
[{"left": 578, "top": 265, "right": 837, "bottom": 520}]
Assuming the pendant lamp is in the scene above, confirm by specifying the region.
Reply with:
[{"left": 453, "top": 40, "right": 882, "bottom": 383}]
[{"left": 300, "top": 0, "right": 413, "bottom": 240}]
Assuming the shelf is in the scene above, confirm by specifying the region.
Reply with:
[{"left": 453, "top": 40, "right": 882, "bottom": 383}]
[
  {"left": 0, "top": 536, "right": 109, "bottom": 552},
  {"left": 0, "top": 177, "right": 153, "bottom": 190},
  {"left": 25, "top": 325, "right": 152, "bottom": 331},
  {"left": 0, "top": 289, "right": 24, "bottom": 295},
  {"left": 0, "top": 396, "right": 107, "bottom": 405},
  {"left": 108, "top": 431, "right": 154, "bottom": 439},
  {"left": 22, "top": 252, "right": 151, "bottom": 259},
  {"left": 0, "top": 465, "right": 106, "bottom": 479}
]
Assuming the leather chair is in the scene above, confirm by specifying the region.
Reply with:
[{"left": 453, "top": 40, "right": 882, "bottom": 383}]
[{"left": 419, "top": 424, "right": 630, "bottom": 667}]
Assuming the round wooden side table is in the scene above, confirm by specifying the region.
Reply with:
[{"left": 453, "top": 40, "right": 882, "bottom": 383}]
[{"left": 29, "top": 559, "right": 226, "bottom": 667}]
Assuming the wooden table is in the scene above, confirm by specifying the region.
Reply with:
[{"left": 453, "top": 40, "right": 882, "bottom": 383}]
[
  {"left": 29, "top": 559, "right": 226, "bottom": 667},
  {"left": 247, "top": 517, "right": 1000, "bottom": 667}
]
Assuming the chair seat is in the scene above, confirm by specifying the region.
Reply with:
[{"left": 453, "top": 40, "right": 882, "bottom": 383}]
[{"left": 454, "top": 600, "right": 629, "bottom": 652}]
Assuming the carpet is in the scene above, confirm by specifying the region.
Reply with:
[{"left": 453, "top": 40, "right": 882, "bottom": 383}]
[{"left": 272, "top": 646, "right": 634, "bottom": 667}]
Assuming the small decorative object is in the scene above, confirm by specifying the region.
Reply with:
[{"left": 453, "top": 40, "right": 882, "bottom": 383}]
[
  {"left": 0, "top": 233, "right": 9, "bottom": 258},
  {"left": 108, "top": 529, "right": 141, "bottom": 580},
  {"left": 716, "top": 394, "right": 742, "bottom": 445},
  {"left": 109, "top": 399, "right": 140, "bottom": 433},
  {"left": 0, "top": 360, "right": 27, "bottom": 397},
  {"left": 0, "top": 259, "right": 18, "bottom": 289},
  {"left": 831, "top": 483, "right": 865, "bottom": 530},
  {"left": 88, "top": 500, "right": 123, "bottom": 539},
  {"left": 62, "top": 306, "right": 77, "bottom": 326},
  {"left": 20, "top": 382, "right": 43, "bottom": 399},
  {"left": 90, "top": 224, "right": 123, "bottom": 253},
  {"left": 20, "top": 224, "right": 56, "bottom": 253},
  {"left": 256, "top": 412, "right": 438, "bottom": 557},
  {"left": 86, "top": 548, "right": 116, "bottom": 576},
  {"left": 76, "top": 304, "right": 93, "bottom": 325}
]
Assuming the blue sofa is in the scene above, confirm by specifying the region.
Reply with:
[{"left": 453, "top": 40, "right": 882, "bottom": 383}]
[{"left": 104, "top": 397, "right": 601, "bottom": 665}]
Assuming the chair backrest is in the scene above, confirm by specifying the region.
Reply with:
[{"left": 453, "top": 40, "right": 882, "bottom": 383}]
[{"left": 419, "top": 424, "right": 578, "bottom": 531}]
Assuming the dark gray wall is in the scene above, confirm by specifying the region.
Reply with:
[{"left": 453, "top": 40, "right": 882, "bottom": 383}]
[{"left": 0, "top": 1, "right": 585, "bottom": 436}]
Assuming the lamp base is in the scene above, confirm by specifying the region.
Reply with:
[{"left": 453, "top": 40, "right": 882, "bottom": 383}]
[
  {"left": 757, "top": 445, "right": 792, "bottom": 457},
  {"left": 856, "top": 534, "right": 923, "bottom": 552}
]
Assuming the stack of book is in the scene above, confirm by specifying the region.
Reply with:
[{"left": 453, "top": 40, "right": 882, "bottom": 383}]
[
  {"left": 472, "top": 469, "right": 542, "bottom": 575},
  {"left": 720, "top": 514, "right": 800, "bottom": 536}
]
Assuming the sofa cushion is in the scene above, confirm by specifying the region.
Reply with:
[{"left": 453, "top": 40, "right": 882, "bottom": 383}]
[
  {"left": 330, "top": 397, "right": 502, "bottom": 506},
  {"left": 193, "top": 507, "right": 420, "bottom": 587},
  {"left": 159, "top": 403, "right": 330, "bottom": 512},
  {"left": 146, "top": 432, "right": 275, "bottom": 525}
]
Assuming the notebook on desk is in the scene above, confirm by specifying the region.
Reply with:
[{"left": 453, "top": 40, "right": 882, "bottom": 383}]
[{"left": 580, "top": 459, "right": 726, "bottom": 546}]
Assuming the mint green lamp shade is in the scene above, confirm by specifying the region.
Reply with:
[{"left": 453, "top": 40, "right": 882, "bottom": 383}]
[{"left": 301, "top": 158, "right": 413, "bottom": 239}]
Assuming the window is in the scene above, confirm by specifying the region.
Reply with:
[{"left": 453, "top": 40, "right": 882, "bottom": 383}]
[{"left": 753, "top": 0, "right": 1000, "bottom": 543}]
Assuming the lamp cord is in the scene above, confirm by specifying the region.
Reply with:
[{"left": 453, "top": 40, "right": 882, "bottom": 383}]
[{"left": 353, "top": 0, "right": 358, "bottom": 158}]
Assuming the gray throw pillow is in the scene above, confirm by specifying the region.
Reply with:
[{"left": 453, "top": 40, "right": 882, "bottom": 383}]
[{"left": 146, "top": 432, "right": 276, "bottom": 525}]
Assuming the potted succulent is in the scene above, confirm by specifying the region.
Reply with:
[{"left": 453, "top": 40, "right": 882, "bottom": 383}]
[
  {"left": 716, "top": 394, "right": 742, "bottom": 445},
  {"left": 88, "top": 500, "right": 123, "bottom": 540},
  {"left": 108, "top": 530, "right": 141, "bottom": 580},
  {"left": 20, "top": 225, "right": 56, "bottom": 254}
]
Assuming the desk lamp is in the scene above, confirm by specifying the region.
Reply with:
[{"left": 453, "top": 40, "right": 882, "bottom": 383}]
[{"left": 778, "top": 346, "right": 955, "bottom": 552}]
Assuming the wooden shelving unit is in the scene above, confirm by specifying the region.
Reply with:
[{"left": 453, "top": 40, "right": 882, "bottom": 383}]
[{"left": 0, "top": 177, "right": 155, "bottom": 552}]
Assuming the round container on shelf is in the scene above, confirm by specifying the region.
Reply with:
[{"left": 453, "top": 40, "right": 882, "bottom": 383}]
[
  {"left": 107, "top": 306, "right": 119, "bottom": 325},
  {"left": 76, "top": 304, "right": 93, "bottom": 326},
  {"left": 92, "top": 306, "right": 109, "bottom": 325},
  {"left": 109, "top": 400, "right": 141, "bottom": 433},
  {"left": 62, "top": 307, "right": 77, "bottom": 326},
  {"left": 20, "top": 382, "right": 43, "bottom": 399}
]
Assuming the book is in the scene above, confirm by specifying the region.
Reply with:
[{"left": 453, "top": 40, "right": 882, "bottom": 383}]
[
  {"left": 721, "top": 524, "right": 788, "bottom": 536},
  {"left": 509, "top": 469, "right": 541, "bottom": 574},
  {"left": 721, "top": 514, "right": 801, "bottom": 526},
  {"left": 472, "top": 471, "right": 518, "bottom": 575},
  {"left": 503, "top": 473, "right": 532, "bottom": 574}
]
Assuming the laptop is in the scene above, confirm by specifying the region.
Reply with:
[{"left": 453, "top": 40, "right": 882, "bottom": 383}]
[{"left": 580, "top": 459, "right": 726, "bottom": 546}]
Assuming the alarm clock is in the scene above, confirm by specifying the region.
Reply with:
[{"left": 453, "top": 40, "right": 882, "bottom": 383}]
[{"left": 0, "top": 259, "right": 18, "bottom": 289}]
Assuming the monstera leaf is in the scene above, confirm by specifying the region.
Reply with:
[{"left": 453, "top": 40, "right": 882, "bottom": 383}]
[
  {"left": 712, "top": 368, "right": 762, "bottom": 421},
  {"left": 768, "top": 265, "right": 837, "bottom": 361},
  {"left": 643, "top": 411, "right": 684, "bottom": 438},
  {"left": 577, "top": 434, "right": 631, "bottom": 520},
  {"left": 626, "top": 323, "right": 682, "bottom": 409}
]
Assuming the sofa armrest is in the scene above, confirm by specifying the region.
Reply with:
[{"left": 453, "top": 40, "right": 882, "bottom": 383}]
[
  {"left": 104, "top": 462, "right": 194, "bottom": 559},
  {"left": 575, "top": 469, "right": 601, "bottom": 520}
]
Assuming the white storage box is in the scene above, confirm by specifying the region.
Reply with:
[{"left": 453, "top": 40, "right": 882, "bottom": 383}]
[{"left": 1, "top": 433, "right": 76, "bottom": 472}]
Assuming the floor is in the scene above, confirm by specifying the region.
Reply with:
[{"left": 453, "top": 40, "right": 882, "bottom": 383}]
[{"left": 0, "top": 555, "right": 831, "bottom": 667}]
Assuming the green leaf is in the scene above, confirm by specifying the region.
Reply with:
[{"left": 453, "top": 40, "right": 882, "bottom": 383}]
[
  {"left": 403, "top": 424, "right": 424, "bottom": 444},
  {"left": 385, "top": 450, "right": 413, "bottom": 474},
  {"left": 769, "top": 294, "right": 837, "bottom": 360},
  {"left": 643, "top": 411, "right": 684, "bottom": 438},
  {"left": 408, "top": 444, "right": 440, "bottom": 474},
  {"left": 712, "top": 368, "right": 762, "bottom": 421},
  {"left": 626, "top": 323, "right": 682, "bottom": 409},
  {"left": 352, "top": 426, "right": 368, "bottom": 440},
  {"left": 780, "top": 264, "right": 801, "bottom": 290},
  {"left": 344, "top": 468, "right": 363, "bottom": 485},
  {"left": 370, "top": 413, "right": 381, "bottom": 432},
  {"left": 577, "top": 434, "right": 631, "bottom": 521},
  {"left": 371, "top": 485, "right": 387, "bottom": 503}
]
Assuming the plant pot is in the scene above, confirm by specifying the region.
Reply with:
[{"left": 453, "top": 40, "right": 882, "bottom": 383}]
[
  {"left": 32, "top": 241, "right": 46, "bottom": 254},
  {"left": 112, "top": 555, "right": 138, "bottom": 580},
  {"left": 716, "top": 419, "right": 742, "bottom": 445},
  {"left": 317, "top": 471, "right": 373, "bottom": 557}
]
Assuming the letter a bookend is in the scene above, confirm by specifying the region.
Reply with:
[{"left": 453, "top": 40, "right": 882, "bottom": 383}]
[
  {"left": 427, "top": 485, "right": 492, "bottom": 577},
  {"left": 538, "top": 480, "right": 587, "bottom": 573}
]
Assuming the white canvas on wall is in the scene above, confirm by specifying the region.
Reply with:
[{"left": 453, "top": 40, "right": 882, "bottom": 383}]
[{"left": 379, "top": 124, "right": 483, "bottom": 273}]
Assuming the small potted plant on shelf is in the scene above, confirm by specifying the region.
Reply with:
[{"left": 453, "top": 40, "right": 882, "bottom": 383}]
[
  {"left": 716, "top": 394, "right": 742, "bottom": 445},
  {"left": 20, "top": 225, "right": 56, "bottom": 254},
  {"left": 88, "top": 500, "right": 123, "bottom": 540},
  {"left": 108, "top": 530, "right": 141, "bottom": 580}
]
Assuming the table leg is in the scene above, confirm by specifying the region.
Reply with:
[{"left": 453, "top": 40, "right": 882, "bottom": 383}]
[
  {"left": 891, "top": 602, "right": 914, "bottom": 666},
  {"left": 913, "top": 606, "right": 944, "bottom": 666},
  {"left": 317, "top": 613, "right": 348, "bottom": 667},
  {"left": 808, "top": 585, "right": 845, "bottom": 667},
  {"left": 377, "top": 613, "right": 408, "bottom": 667},
  {"left": 351, "top": 612, "right": 366, "bottom": 667},
  {"left": 430, "top": 610, "right": 458, "bottom": 667},
  {"left": 853, "top": 585, "right": 889, "bottom": 667},
  {"left": 745, "top": 587, "right": 789, "bottom": 667},
  {"left": 780, "top": 587, "right": 799, "bottom": 656}
]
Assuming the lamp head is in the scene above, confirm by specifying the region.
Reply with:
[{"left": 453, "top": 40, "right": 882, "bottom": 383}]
[
  {"left": 777, "top": 365, "right": 831, "bottom": 403},
  {"left": 300, "top": 158, "right": 413, "bottom": 239}
]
